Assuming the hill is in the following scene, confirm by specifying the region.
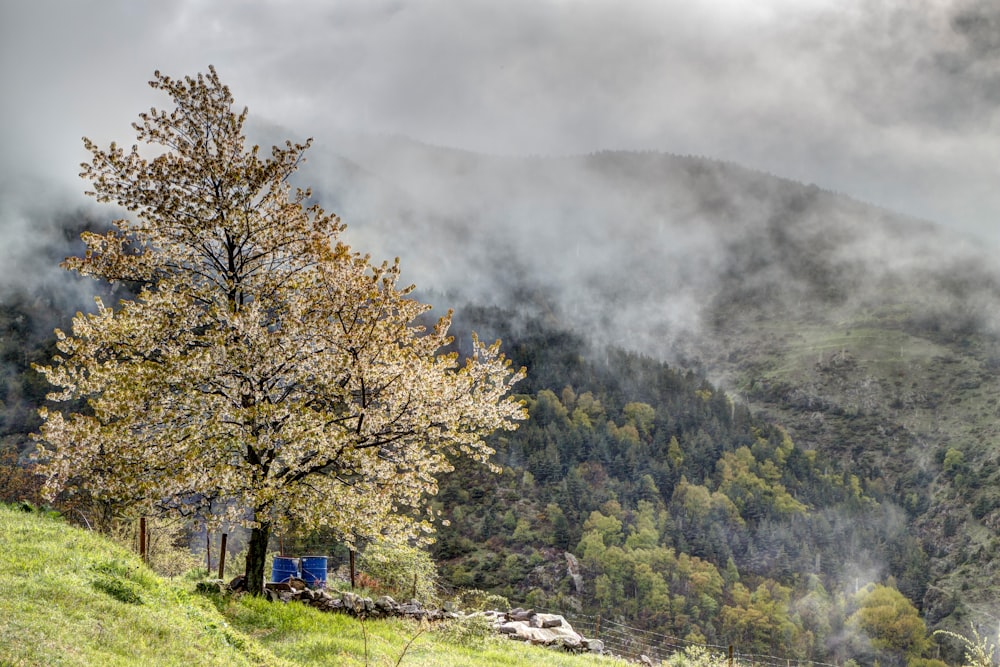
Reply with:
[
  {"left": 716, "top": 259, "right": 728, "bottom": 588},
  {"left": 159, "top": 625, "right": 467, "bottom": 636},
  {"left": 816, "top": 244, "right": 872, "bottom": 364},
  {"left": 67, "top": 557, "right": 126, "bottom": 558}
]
[
  {"left": 2, "top": 137, "right": 1000, "bottom": 662},
  {"left": 304, "top": 137, "right": 1000, "bottom": 635},
  {"left": 0, "top": 504, "right": 631, "bottom": 667},
  {"left": 0, "top": 503, "right": 279, "bottom": 666}
]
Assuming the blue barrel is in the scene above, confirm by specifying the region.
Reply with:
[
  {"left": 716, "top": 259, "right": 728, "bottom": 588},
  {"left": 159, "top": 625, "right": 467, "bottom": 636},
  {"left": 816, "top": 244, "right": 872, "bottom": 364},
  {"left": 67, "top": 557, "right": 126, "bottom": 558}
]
[
  {"left": 271, "top": 556, "right": 299, "bottom": 583},
  {"left": 300, "top": 556, "right": 327, "bottom": 588}
]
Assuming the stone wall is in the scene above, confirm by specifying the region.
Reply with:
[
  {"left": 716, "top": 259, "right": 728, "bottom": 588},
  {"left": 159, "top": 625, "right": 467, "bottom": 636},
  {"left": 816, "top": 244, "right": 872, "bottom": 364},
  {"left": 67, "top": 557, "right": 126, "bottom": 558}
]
[{"left": 210, "top": 576, "right": 606, "bottom": 656}]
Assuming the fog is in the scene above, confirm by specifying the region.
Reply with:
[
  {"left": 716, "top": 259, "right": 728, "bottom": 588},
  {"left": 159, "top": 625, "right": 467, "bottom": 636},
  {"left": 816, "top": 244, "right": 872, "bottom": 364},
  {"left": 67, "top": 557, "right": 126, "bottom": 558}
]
[
  {"left": 2, "top": 0, "right": 999, "bottom": 357},
  {"left": 294, "top": 136, "right": 1000, "bottom": 373},
  {"left": 3, "top": 0, "right": 1000, "bottom": 238}
]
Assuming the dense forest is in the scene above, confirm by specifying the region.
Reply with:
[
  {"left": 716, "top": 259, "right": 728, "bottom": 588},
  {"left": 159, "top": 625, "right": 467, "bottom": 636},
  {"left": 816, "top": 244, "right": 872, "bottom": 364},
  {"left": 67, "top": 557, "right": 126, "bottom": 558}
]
[{"left": 428, "top": 305, "right": 938, "bottom": 664}]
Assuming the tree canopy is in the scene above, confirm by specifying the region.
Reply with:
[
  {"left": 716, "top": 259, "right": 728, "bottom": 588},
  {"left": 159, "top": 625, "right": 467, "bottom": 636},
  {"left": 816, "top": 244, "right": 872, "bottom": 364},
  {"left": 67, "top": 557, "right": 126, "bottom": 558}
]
[{"left": 34, "top": 67, "right": 525, "bottom": 594}]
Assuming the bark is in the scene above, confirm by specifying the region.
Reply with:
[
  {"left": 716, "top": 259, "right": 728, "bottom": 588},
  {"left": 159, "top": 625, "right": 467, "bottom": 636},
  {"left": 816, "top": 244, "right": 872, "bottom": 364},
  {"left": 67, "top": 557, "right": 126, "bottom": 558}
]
[{"left": 245, "top": 521, "right": 271, "bottom": 596}]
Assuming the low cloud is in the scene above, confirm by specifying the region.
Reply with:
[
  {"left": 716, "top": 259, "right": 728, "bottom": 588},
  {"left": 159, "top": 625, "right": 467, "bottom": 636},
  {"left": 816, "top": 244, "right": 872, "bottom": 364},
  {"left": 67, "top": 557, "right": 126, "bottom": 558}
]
[{"left": 4, "top": 0, "right": 1000, "bottom": 241}]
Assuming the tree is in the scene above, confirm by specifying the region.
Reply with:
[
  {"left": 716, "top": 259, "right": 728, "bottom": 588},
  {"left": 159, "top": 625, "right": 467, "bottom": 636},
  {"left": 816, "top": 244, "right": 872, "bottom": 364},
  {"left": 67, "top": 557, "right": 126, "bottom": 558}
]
[
  {"left": 33, "top": 67, "right": 525, "bottom": 595},
  {"left": 849, "top": 583, "right": 931, "bottom": 665}
]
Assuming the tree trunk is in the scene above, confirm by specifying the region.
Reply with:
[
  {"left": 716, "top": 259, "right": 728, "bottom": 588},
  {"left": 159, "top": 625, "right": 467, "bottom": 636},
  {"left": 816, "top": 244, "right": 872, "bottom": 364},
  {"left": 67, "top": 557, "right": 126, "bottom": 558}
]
[{"left": 245, "top": 522, "right": 271, "bottom": 596}]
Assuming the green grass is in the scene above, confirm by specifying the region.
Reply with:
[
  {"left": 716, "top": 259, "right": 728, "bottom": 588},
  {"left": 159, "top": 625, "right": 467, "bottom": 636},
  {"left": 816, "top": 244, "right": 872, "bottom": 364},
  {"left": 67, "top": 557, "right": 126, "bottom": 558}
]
[
  {"left": 0, "top": 504, "right": 283, "bottom": 667},
  {"left": 211, "top": 593, "right": 629, "bottom": 667},
  {"left": 0, "top": 506, "right": 627, "bottom": 667}
]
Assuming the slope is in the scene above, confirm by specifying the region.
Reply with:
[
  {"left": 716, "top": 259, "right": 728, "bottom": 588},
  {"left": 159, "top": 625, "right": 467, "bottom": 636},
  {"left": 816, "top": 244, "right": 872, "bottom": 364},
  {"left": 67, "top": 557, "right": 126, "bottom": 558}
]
[
  {"left": 0, "top": 504, "right": 629, "bottom": 667},
  {"left": 305, "top": 136, "right": 1000, "bottom": 636},
  {"left": 0, "top": 504, "right": 282, "bottom": 666}
]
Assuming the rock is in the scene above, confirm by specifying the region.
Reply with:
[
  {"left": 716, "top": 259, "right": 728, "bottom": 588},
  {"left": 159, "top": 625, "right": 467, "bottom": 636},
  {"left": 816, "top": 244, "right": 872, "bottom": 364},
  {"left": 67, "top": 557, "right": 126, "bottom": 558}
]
[
  {"left": 375, "top": 595, "right": 397, "bottom": 612},
  {"left": 251, "top": 582, "right": 599, "bottom": 659},
  {"left": 478, "top": 610, "right": 504, "bottom": 623},
  {"left": 565, "top": 553, "right": 585, "bottom": 596},
  {"left": 508, "top": 608, "right": 536, "bottom": 622},
  {"left": 227, "top": 575, "right": 246, "bottom": 592},
  {"left": 498, "top": 618, "right": 583, "bottom": 646},
  {"left": 531, "top": 613, "right": 565, "bottom": 629},
  {"left": 640, "top": 654, "right": 656, "bottom": 666}
]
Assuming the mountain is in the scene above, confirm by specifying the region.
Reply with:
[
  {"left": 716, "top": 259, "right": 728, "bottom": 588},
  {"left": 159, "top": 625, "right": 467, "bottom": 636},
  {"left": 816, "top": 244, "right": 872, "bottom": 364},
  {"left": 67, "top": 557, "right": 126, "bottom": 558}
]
[
  {"left": 302, "top": 136, "right": 1000, "bottom": 646},
  {"left": 3, "top": 135, "right": 1000, "bottom": 662}
]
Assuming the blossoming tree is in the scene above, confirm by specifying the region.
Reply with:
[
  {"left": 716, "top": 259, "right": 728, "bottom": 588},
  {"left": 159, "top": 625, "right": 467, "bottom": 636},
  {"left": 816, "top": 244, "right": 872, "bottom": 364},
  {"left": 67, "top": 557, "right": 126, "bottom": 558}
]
[{"left": 34, "top": 67, "right": 525, "bottom": 595}]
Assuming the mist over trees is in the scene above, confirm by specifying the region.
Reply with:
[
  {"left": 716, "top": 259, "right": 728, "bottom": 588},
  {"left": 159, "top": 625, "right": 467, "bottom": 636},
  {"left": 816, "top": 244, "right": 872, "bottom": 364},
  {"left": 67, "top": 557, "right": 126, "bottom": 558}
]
[
  {"left": 431, "top": 305, "right": 939, "bottom": 663},
  {"left": 0, "top": 102, "right": 998, "bottom": 661}
]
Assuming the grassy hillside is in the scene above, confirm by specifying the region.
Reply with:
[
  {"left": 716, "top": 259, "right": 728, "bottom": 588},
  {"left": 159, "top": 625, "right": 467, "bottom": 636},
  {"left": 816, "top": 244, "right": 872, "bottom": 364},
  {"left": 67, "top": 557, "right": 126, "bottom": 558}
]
[
  {"left": 0, "top": 504, "right": 282, "bottom": 667},
  {"left": 0, "top": 505, "right": 630, "bottom": 667}
]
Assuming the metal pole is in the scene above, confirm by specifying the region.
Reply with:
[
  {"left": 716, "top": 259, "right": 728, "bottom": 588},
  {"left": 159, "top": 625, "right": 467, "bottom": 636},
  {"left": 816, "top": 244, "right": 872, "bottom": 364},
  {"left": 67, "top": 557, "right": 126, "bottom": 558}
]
[
  {"left": 349, "top": 549, "right": 356, "bottom": 589},
  {"left": 206, "top": 530, "right": 211, "bottom": 574}
]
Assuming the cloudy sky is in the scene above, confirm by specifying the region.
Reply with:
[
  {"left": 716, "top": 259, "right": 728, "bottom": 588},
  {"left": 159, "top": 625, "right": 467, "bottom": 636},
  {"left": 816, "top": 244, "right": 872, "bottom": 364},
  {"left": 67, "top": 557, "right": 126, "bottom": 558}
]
[{"left": 2, "top": 0, "right": 1000, "bottom": 240}]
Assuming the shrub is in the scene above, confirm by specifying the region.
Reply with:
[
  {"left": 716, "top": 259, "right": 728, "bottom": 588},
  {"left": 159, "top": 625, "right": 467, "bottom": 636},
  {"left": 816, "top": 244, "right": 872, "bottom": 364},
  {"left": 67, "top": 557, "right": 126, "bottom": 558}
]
[
  {"left": 358, "top": 538, "right": 439, "bottom": 603},
  {"left": 662, "top": 645, "right": 728, "bottom": 667},
  {"left": 934, "top": 626, "right": 995, "bottom": 667},
  {"left": 453, "top": 588, "right": 510, "bottom": 612},
  {"left": 435, "top": 613, "right": 501, "bottom": 649},
  {"left": 105, "top": 516, "right": 201, "bottom": 577}
]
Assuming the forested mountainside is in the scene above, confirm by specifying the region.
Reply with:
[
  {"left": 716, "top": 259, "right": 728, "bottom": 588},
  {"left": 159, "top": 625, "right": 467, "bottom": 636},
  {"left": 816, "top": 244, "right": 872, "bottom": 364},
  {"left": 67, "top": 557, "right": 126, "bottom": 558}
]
[
  {"left": 432, "top": 306, "right": 936, "bottom": 664},
  {"left": 3, "top": 139, "right": 1000, "bottom": 662},
  {"left": 309, "top": 138, "right": 1000, "bottom": 646}
]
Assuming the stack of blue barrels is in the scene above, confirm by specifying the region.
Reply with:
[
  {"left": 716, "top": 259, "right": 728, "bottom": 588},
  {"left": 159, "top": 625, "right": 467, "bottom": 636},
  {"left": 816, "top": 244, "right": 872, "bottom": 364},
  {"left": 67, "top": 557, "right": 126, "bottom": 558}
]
[
  {"left": 271, "top": 555, "right": 328, "bottom": 587},
  {"left": 300, "top": 556, "right": 328, "bottom": 587}
]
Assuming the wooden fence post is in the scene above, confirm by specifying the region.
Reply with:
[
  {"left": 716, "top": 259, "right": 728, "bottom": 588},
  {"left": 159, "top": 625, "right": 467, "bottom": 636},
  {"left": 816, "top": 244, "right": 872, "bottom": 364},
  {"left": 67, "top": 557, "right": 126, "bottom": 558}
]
[
  {"left": 349, "top": 549, "right": 356, "bottom": 589},
  {"left": 728, "top": 644, "right": 734, "bottom": 667},
  {"left": 139, "top": 517, "right": 147, "bottom": 564},
  {"left": 218, "top": 533, "right": 228, "bottom": 579}
]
